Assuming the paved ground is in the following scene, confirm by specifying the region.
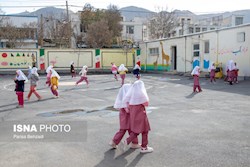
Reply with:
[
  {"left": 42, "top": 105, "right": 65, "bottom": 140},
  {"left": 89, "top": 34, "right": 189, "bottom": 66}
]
[{"left": 0, "top": 73, "right": 250, "bottom": 167}]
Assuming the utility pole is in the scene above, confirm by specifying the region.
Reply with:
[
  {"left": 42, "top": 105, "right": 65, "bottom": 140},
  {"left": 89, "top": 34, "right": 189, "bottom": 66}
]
[
  {"left": 66, "top": 0, "right": 71, "bottom": 48},
  {"left": 40, "top": 14, "right": 44, "bottom": 48}
]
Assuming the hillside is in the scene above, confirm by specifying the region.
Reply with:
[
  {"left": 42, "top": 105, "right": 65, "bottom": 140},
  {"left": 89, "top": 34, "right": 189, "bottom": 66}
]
[{"left": 119, "top": 6, "right": 154, "bottom": 21}]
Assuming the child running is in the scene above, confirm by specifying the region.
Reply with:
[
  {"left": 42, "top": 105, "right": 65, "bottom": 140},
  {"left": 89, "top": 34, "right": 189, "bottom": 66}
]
[
  {"left": 27, "top": 67, "right": 42, "bottom": 101},
  {"left": 234, "top": 62, "right": 239, "bottom": 83},
  {"left": 109, "top": 83, "right": 140, "bottom": 149},
  {"left": 191, "top": 66, "right": 202, "bottom": 93},
  {"left": 133, "top": 63, "right": 141, "bottom": 79},
  {"left": 118, "top": 64, "right": 128, "bottom": 86},
  {"left": 111, "top": 62, "right": 118, "bottom": 81},
  {"left": 70, "top": 61, "right": 76, "bottom": 78},
  {"left": 76, "top": 65, "right": 89, "bottom": 87},
  {"left": 14, "top": 70, "right": 28, "bottom": 108},
  {"left": 120, "top": 80, "right": 153, "bottom": 153},
  {"left": 50, "top": 69, "right": 60, "bottom": 98},
  {"left": 227, "top": 60, "right": 235, "bottom": 85},
  {"left": 45, "top": 65, "right": 53, "bottom": 86},
  {"left": 208, "top": 62, "right": 216, "bottom": 83}
]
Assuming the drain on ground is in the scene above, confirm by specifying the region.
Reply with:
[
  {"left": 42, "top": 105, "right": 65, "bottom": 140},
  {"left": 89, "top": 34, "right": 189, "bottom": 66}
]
[
  {"left": 55, "top": 109, "right": 85, "bottom": 114},
  {"left": 104, "top": 106, "right": 118, "bottom": 111},
  {"left": 37, "top": 109, "right": 85, "bottom": 117}
]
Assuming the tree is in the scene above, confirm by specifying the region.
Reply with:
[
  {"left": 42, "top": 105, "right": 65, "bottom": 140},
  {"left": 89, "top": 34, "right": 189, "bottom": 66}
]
[
  {"left": 104, "top": 4, "right": 123, "bottom": 38},
  {"left": 80, "top": 3, "right": 104, "bottom": 33},
  {"left": 41, "top": 15, "right": 72, "bottom": 48},
  {"left": 0, "top": 16, "right": 37, "bottom": 48},
  {"left": 79, "top": 3, "right": 122, "bottom": 48},
  {"left": 148, "top": 8, "right": 177, "bottom": 39},
  {"left": 85, "top": 20, "right": 112, "bottom": 48}
]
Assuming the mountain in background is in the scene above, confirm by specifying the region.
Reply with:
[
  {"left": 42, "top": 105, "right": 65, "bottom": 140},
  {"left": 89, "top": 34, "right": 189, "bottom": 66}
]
[
  {"left": 16, "top": 7, "right": 71, "bottom": 20},
  {"left": 119, "top": 6, "right": 154, "bottom": 21}
]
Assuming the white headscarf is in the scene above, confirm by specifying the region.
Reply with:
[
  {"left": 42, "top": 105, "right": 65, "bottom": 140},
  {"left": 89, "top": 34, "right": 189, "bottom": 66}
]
[
  {"left": 133, "top": 64, "right": 141, "bottom": 70},
  {"left": 31, "top": 67, "right": 39, "bottom": 76},
  {"left": 123, "top": 80, "right": 149, "bottom": 106},
  {"left": 50, "top": 69, "right": 60, "bottom": 79},
  {"left": 70, "top": 61, "right": 74, "bottom": 65},
  {"left": 208, "top": 62, "right": 215, "bottom": 72},
  {"left": 118, "top": 64, "right": 128, "bottom": 72},
  {"left": 79, "top": 65, "right": 88, "bottom": 75},
  {"left": 228, "top": 60, "right": 236, "bottom": 71},
  {"left": 114, "top": 84, "right": 132, "bottom": 109},
  {"left": 46, "top": 65, "right": 53, "bottom": 74},
  {"left": 191, "top": 66, "right": 200, "bottom": 75},
  {"left": 16, "top": 70, "right": 28, "bottom": 81}
]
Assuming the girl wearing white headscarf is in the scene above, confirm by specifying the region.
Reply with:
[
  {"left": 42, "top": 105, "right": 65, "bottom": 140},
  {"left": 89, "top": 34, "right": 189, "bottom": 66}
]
[
  {"left": 227, "top": 60, "right": 236, "bottom": 85},
  {"left": 120, "top": 80, "right": 153, "bottom": 153},
  {"left": 118, "top": 64, "right": 128, "bottom": 85},
  {"left": 27, "top": 66, "right": 32, "bottom": 76},
  {"left": 76, "top": 65, "right": 89, "bottom": 87},
  {"left": 191, "top": 66, "right": 202, "bottom": 92},
  {"left": 111, "top": 62, "right": 118, "bottom": 81},
  {"left": 109, "top": 84, "right": 140, "bottom": 149},
  {"left": 14, "top": 70, "right": 28, "bottom": 108},
  {"left": 27, "top": 67, "right": 41, "bottom": 101},
  {"left": 50, "top": 69, "right": 60, "bottom": 98},
  {"left": 208, "top": 62, "right": 216, "bottom": 83},
  {"left": 133, "top": 63, "right": 141, "bottom": 79},
  {"left": 70, "top": 61, "right": 76, "bottom": 78},
  {"left": 45, "top": 65, "right": 53, "bottom": 86}
]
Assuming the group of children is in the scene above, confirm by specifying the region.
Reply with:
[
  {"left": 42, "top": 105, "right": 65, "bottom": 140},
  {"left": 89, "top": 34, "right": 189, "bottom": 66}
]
[
  {"left": 191, "top": 60, "right": 239, "bottom": 93},
  {"left": 224, "top": 60, "right": 239, "bottom": 85},
  {"left": 14, "top": 65, "right": 61, "bottom": 108},
  {"left": 109, "top": 80, "right": 153, "bottom": 154},
  {"left": 111, "top": 62, "right": 141, "bottom": 86}
]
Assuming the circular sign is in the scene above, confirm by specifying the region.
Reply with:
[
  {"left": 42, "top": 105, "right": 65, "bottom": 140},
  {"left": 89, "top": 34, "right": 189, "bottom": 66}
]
[{"left": 2, "top": 53, "right": 7, "bottom": 58}]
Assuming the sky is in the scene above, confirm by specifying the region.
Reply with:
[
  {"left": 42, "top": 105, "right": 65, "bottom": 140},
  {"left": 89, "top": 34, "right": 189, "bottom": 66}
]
[{"left": 0, "top": 0, "right": 250, "bottom": 15}]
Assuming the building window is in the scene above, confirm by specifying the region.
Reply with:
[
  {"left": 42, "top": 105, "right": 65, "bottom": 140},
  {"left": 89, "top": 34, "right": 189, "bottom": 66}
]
[
  {"left": 189, "top": 27, "right": 193, "bottom": 33},
  {"left": 149, "top": 47, "right": 159, "bottom": 56},
  {"left": 202, "top": 28, "right": 207, "bottom": 32},
  {"left": 179, "top": 29, "right": 183, "bottom": 35},
  {"left": 235, "top": 17, "right": 243, "bottom": 26},
  {"left": 126, "top": 26, "right": 134, "bottom": 34},
  {"left": 193, "top": 44, "right": 200, "bottom": 57},
  {"left": 195, "top": 27, "right": 200, "bottom": 32},
  {"left": 237, "top": 32, "right": 245, "bottom": 42},
  {"left": 204, "top": 41, "right": 209, "bottom": 53}
]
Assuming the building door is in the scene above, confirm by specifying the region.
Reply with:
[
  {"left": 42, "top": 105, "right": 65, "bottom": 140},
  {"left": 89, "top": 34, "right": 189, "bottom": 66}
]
[{"left": 171, "top": 46, "right": 177, "bottom": 70}]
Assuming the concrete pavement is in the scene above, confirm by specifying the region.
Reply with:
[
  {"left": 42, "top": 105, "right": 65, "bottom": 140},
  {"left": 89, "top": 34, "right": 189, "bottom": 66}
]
[{"left": 0, "top": 73, "right": 250, "bottom": 167}]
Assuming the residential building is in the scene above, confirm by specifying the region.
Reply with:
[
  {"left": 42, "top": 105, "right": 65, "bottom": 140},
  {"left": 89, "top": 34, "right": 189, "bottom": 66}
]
[{"left": 0, "top": 15, "right": 38, "bottom": 48}]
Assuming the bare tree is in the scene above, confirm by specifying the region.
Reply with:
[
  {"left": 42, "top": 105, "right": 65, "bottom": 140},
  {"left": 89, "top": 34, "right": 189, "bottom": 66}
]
[
  {"left": 0, "top": 17, "right": 37, "bottom": 48},
  {"left": 148, "top": 8, "right": 177, "bottom": 39},
  {"left": 85, "top": 20, "right": 112, "bottom": 48},
  {"left": 41, "top": 15, "right": 72, "bottom": 48}
]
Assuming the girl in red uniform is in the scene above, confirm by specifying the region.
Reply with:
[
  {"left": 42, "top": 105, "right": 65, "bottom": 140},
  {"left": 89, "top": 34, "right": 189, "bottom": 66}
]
[
  {"left": 191, "top": 66, "right": 202, "bottom": 93},
  {"left": 121, "top": 80, "right": 153, "bottom": 153},
  {"left": 109, "top": 84, "right": 140, "bottom": 149}
]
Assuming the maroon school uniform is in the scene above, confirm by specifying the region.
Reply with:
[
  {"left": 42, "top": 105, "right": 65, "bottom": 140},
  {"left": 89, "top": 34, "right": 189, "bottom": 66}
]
[
  {"left": 112, "top": 108, "right": 138, "bottom": 145},
  {"left": 122, "top": 80, "right": 153, "bottom": 152},
  {"left": 193, "top": 75, "right": 202, "bottom": 92},
  {"left": 129, "top": 104, "right": 151, "bottom": 134},
  {"left": 210, "top": 69, "right": 216, "bottom": 82}
]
